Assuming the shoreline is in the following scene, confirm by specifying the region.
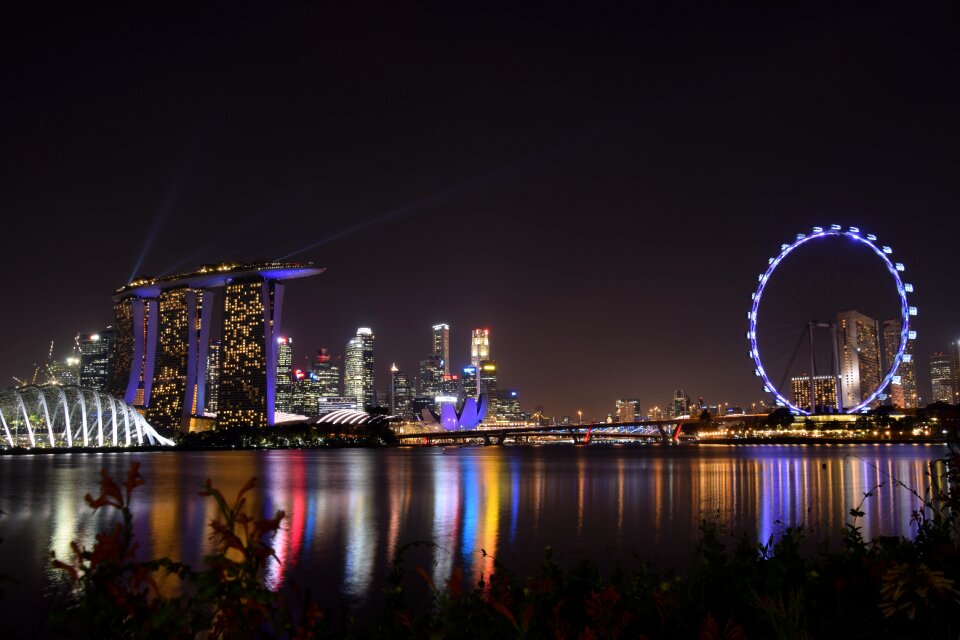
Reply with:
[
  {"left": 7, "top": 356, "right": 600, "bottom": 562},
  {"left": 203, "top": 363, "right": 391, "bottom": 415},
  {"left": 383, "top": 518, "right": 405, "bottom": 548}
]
[{"left": 0, "top": 437, "right": 951, "bottom": 455}]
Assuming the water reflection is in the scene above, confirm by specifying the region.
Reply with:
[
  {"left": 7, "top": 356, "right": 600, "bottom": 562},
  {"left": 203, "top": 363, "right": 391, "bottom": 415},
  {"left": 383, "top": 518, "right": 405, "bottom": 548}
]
[{"left": 0, "top": 444, "right": 946, "bottom": 621}]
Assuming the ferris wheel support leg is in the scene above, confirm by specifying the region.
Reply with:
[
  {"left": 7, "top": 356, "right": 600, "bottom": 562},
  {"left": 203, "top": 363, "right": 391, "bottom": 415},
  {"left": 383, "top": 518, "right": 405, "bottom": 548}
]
[{"left": 808, "top": 322, "right": 817, "bottom": 414}]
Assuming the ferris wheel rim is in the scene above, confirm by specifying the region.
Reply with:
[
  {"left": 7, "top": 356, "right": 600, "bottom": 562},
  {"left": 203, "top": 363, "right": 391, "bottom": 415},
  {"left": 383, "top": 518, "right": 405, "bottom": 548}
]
[{"left": 747, "top": 226, "right": 913, "bottom": 415}]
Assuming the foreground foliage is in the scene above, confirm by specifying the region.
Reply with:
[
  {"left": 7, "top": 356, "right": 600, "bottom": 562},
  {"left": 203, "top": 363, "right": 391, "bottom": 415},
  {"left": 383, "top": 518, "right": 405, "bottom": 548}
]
[{"left": 40, "top": 452, "right": 960, "bottom": 638}]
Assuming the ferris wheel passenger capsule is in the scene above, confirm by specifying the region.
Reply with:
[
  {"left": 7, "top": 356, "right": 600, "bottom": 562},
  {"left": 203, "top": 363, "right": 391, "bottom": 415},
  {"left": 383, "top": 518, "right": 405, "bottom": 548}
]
[
  {"left": 830, "top": 224, "right": 842, "bottom": 231},
  {"left": 903, "top": 354, "right": 912, "bottom": 363},
  {"left": 812, "top": 226, "right": 823, "bottom": 233},
  {"left": 909, "top": 306, "right": 918, "bottom": 316},
  {"left": 867, "top": 234, "right": 877, "bottom": 241},
  {"left": 895, "top": 263, "right": 905, "bottom": 271},
  {"left": 882, "top": 246, "right": 893, "bottom": 254},
  {"left": 904, "top": 283, "right": 913, "bottom": 292},
  {"left": 908, "top": 331, "right": 917, "bottom": 340},
  {"left": 849, "top": 226, "right": 860, "bottom": 233}
]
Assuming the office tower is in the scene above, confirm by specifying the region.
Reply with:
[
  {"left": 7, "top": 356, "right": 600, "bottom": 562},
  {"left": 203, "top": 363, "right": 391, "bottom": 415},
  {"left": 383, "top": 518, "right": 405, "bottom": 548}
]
[
  {"left": 147, "top": 287, "right": 213, "bottom": 431},
  {"left": 930, "top": 353, "right": 955, "bottom": 403},
  {"left": 205, "top": 340, "right": 221, "bottom": 414},
  {"left": 498, "top": 389, "right": 521, "bottom": 422},
  {"left": 218, "top": 278, "right": 284, "bottom": 429},
  {"left": 460, "top": 366, "right": 478, "bottom": 401},
  {"left": 470, "top": 328, "right": 490, "bottom": 367},
  {"left": 790, "top": 375, "right": 838, "bottom": 412},
  {"left": 312, "top": 348, "right": 341, "bottom": 396},
  {"left": 836, "top": 310, "right": 881, "bottom": 409},
  {"left": 672, "top": 389, "right": 689, "bottom": 417},
  {"left": 345, "top": 328, "right": 375, "bottom": 409},
  {"left": 881, "top": 320, "right": 918, "bottom": 409},
  {"left": 418, "top": 354, "right": 443, "bottom": 397},
  {"left": 615, "top": 399, "right": 640, "bottom": 423},
  {"left": 479, "top": 359, "right": 498, "bottom": 420},
  {"left": 390, "top": 365, "right": 412, "bottom": 418},
  {"left": 79, "top": 329, "right": 115, "bottom": 391},
  {"left": 47, "top": 355, "right": 80, "bottom": 386},
  {"left": 276, "top": 337, "right": 294, "bottom": 413},
  {"left": 432, "top": 324, "right": 450, "bottom": 375}
]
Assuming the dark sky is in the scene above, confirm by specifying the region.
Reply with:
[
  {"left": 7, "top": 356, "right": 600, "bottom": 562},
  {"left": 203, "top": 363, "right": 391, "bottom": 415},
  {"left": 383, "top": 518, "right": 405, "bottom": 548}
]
[{"left": 1, "top": 3, "right": 957, "bottom": 420}]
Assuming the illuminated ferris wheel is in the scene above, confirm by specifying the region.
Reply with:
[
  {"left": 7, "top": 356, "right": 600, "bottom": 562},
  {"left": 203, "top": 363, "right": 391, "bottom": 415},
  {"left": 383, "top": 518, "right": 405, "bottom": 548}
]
[{"left": 747, "top": 225, "right": 916, "bottom": 415}]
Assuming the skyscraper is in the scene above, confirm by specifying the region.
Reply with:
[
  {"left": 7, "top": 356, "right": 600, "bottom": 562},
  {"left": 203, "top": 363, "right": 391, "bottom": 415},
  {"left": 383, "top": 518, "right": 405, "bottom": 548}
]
[
  {"left": 881, "top": 319, "right": 918, "bottom": 409},
  {"left": 460, "top": 366, "right": 478, "bottom": 401},
  {"left": 432, "top": 324, "right": 450, "bottom": 375},
  {"left": 479, "top": 359, "right": 498, "bottom": 421},
  {"left": 276, "top": 337, "right": 294, "bottom": 413},
  {"left": 390, "top": 364, "right": 413, "bottom": 419},
  {"left": 345, "top": 328, "right": 375, "bottom": 409},
  {"left": 79, "top": 328, "right": 114, "bottom": 391},
  {"left": 418, "top": 354, "right": 443, "bottom": 397},
  {"left": 312, "top": 348, "right": 340, "bottom": 397},
  {"left": 147, "top": 287, "right": 213, "bottom": 431},
  {"left": 791, "top": 375, "right": 838, "bottom": 412},
  {"left": 615, "top": 399, "right": 640, "bottom": 423},
  {"left": 930, "top": 352, "right": 955, "bottom": 404},
  {"left": 497, "top": 389, "right": 521, "bottom": 422},
  {"left": 836, "top": 310, "right": 881, "bottom": 409},
  {"left": 218, "top": 278, "right": 284, "bottom": 429},
  {"left": 470, "top": 328, "right": 490, "bottom": 367},
  {"left": 672, "top": 389, "right": 689, "bottom": 417},
  {"left": 205, "top": 340, "right": 220, "bottom": 414}
]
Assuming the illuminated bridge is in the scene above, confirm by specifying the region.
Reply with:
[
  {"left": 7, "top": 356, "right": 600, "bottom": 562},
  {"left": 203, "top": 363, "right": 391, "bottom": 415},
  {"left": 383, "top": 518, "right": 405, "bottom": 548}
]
[
  {"left": 396, "top": 414, "right": 768, "bottom": 446},
  {"left": 108, "top": 261, "right": 323, "bottom": 432},
  {"left": 0, "top": 385, "right": 173, "bottom": 449}
]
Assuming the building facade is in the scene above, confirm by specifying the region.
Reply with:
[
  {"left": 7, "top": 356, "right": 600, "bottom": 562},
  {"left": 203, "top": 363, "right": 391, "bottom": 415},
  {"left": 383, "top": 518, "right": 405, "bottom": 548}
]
[
  {"left": 390, "top": 364, "right": 413, "bottom": 419},
  {"left": 836, "top": 310, "right": 882, "bottom": 409},
  {"left": 345, "top": 328, "right": 375, "bottom": 409},
  {"left": 881, "top": 319, "right": 918, "bottom": 409},
  {"left": 615, "top": 399, "right": 640, "bottom": 423},
  {"left": 432, "top": 324, "right": 450, "bottom": 376},
  {"left": 470, "top": 328, "right": 490, "bottom": 367},
  {"left": 205, "top": 340, "right": 221, "bottom": 414},
  {"left": 79, "top": 329, "right": 115, "bottom": 391},
  {"left": 276, "top": 337, "right": 294, "bottom": 413},
  {"left": 218, "top": 278, "right": 284, "bottom": 429},
  {"left": 479, "top": 360, "right": 498, "bottom": 421},
  {"left": 147, "top": 287, "right": 213, "bottom": 431},
  {"left": 498, "top": 389, "right": 521, "bottom": 422},
  {"left": 790, "top": 375, "right": 839, "bottom": 412},
  {"left": 930, "top": 352, "right": 955, "bottom": 404}
]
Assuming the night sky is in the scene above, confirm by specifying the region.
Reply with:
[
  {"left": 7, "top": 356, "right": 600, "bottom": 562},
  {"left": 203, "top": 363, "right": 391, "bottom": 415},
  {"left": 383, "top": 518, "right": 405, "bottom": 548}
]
[{"left": 1, "top": 3, "right": 957, "bottom": 420}]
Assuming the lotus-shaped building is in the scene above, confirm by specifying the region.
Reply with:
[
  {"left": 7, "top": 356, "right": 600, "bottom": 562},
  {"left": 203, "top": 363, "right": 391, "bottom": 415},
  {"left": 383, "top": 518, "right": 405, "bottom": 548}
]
[{"left": 420, "top": 394, "right": 489, "bottom": 431}]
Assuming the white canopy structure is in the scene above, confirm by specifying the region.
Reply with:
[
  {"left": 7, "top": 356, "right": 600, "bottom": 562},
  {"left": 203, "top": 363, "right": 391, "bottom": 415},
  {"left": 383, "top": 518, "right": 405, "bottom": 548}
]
[{"left": 0, "top": 385, "right": 174, "bottom": 449}]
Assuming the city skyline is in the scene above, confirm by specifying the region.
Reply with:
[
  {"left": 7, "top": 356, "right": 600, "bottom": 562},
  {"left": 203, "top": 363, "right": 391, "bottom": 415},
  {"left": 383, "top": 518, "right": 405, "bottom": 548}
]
[{"left": 1, "top": 4, "right": 958, "bottom": 420}]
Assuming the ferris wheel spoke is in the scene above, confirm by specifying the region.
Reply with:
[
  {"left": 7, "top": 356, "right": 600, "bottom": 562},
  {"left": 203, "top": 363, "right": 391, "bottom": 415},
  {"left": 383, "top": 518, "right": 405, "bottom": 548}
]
[{"left": 749, "top": 227, "right": 911, "bottom": 414}]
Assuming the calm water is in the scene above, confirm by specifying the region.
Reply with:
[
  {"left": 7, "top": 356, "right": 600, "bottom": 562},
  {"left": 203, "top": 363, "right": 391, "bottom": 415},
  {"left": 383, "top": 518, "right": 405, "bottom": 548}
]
[{"left": 0, "top": 443, "right": 948, "bottom": 630}]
